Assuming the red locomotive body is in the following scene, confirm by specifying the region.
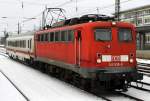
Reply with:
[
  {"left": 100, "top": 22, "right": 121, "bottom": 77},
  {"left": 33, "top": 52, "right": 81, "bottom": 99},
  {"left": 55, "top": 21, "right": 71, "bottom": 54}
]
[{"left": 35, "top": 20, "right": 142, "bottom": 90}]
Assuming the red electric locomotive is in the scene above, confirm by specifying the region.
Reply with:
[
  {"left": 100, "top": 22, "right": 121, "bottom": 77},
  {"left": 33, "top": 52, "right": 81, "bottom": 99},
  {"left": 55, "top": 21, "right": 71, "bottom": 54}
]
[
  {"left": 34, "top": 14, "right": 143, "bottom": 91},
  {"left": 6, "top": 14, "right": 143, "bottom": 91}
]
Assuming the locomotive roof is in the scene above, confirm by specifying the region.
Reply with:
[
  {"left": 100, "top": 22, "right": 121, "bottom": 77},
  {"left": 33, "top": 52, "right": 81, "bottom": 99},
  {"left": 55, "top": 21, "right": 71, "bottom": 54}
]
[
  {"left": 42, "top": 14, "right": 115, "bottom": 30},
  {"left": 37, "top": 20, "right": 135, "bottom": 34}
]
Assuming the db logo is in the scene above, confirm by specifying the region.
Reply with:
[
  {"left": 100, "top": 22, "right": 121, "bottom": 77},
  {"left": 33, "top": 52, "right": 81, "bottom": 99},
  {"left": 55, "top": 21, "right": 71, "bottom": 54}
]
[{"left": 111, "top": 56, "right": 120, "bottom": 61}]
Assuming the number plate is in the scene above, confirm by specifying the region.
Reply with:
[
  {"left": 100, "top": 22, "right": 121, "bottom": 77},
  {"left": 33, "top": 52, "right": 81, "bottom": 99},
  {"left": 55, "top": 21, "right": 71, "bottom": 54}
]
[
  {"left": 108, "top": 62, "right": 123, "bottom": 67},
  {"left": 111, "top": 56, "right": 120, "bottom": 61}
]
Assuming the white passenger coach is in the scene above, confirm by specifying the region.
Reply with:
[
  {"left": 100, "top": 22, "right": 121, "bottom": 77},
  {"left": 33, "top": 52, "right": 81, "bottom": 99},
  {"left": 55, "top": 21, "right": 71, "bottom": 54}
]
[{"left": 6, "top": 32, "right": 34, "bottom": 62}]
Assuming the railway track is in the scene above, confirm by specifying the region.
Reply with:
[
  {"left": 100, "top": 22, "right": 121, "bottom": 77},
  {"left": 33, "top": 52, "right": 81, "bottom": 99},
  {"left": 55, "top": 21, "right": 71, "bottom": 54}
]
[
  {"left": 0, "top": 70, "right": 30, "bottom": 101},
  {"left": 130, "top": 85, "right": 150, "bottom": 93},
  {"left": 0, "top": 52, "right": 8, "bottom": 57},
  {"left": 129, "top": 81, "right": 150, "bottom": 93},
  {"left": 92, "top": 90, "right": 144, "bottom": 101},
  {"left": 137, "top": 62, "right": 150, "bottom": 76},
  {"left": 136, "top": 81, "right": 150, "bottom": 86},
  {"left": 115, "top": 92, "right": 144, "bottom": 101}
]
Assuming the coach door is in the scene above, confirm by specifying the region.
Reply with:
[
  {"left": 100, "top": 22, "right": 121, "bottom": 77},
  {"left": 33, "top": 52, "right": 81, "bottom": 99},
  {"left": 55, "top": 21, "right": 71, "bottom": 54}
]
[{"left": 75, "top": 29, "right": 82, "bottom": 66}]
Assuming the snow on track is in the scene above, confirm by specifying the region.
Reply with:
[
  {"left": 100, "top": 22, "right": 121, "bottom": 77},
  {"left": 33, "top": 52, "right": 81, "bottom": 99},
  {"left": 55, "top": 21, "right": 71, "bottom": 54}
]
[
  {"left": 0, "top": 55, "right": 104, "bottom": 101},
  {"left": 124, "top": 87, "right": 150, "bottom": 101},
  {"left": 137, "top": 58, "right": 150, "bottom": 64},
  {"left": 0, "top": 72, "right": 26, "bottom": 101}
]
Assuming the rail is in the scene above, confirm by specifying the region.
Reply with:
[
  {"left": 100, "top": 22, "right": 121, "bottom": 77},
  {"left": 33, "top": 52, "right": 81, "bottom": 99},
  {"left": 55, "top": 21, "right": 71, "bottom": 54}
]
[
  {"left": 0, "top": 70, "right": 30, "bottom": 101},
  {"left": 137, "top": 62, "right": 150, "bottom": 77}
]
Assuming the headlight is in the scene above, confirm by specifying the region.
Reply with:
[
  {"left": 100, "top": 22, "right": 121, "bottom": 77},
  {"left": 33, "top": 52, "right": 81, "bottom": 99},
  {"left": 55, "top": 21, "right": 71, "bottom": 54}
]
[
  {"left": 97, "top": 59, "right": 101, "bottom": 63},
  {"left": 129, "top": 59, "right": 133, "bottom": 63},
  {"left": 112, "top": 22, "right": 116, "bottom": 25}
]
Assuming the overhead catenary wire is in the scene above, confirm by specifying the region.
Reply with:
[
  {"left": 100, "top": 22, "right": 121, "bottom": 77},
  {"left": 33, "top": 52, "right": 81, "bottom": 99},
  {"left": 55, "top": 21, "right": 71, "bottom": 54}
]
[
  {"left": 2, "top": 0, "right": 76, "bottom": 33},
  {"left": 70, "top": 0, "right": 138, "bottom": 17},
  {"left": 0, "top": 0, "right": 140, "bottom": 33}
]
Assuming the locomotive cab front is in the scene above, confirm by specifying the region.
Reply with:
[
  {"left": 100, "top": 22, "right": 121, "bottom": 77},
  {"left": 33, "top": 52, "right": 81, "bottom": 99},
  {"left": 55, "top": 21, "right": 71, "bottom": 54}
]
[
  {"left": 78, "top": 21, "right": 143, "bottom": 90},
  {"left": 93, "top": 22, "right": 136, "bottom": 71}
]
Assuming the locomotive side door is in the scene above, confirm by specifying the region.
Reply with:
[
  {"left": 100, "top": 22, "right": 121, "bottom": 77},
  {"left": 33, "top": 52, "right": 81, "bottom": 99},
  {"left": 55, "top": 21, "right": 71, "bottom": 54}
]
[{"left": 75, "top": 29, "right": 82, "bottom": 66}]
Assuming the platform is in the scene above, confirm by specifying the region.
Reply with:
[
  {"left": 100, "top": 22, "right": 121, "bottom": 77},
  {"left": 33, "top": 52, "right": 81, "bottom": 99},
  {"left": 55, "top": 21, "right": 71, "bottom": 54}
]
[{"left": 136, "top": 50, "right": 150, "bottom": 59}]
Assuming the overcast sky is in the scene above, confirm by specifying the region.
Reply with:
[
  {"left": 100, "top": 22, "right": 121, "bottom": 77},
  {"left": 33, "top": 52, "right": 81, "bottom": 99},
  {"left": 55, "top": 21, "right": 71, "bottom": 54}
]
[{"left": 0, "top": 0, "right": 149, "bottom": 36}]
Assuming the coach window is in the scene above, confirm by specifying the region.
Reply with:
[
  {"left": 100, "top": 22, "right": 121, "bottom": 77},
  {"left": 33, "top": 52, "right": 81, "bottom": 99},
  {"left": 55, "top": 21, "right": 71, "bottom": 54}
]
[
  {"left": 30, "top": 39, "right": 32, "bottom": 49},
  {"left": 24, "top": 40, "right": 25, "bottom": 48},
  {"left": 23, "top": 40, "right": 25, "bottom": 48},
  {"left": 29, "top": 40, "right": 31, "bottom": 49},
  {"left": 61, "top": 31, "right": 67, "bottom": 41},
  {"left": 41, "top": 34, "right": 43, "bottom": 41},
  {"left": 22, "top": 41, "right": 23, "bottom": 47},
  {"left": 23, "top": 40, "right": 24, "bottom": 48},
  {"left": 39, "top": 35, "right": 41, "bottom": 41},
  {"left": 37, "top": 35, "right": 40, "bottom": 41},
  {"left": 45, "top": 33, "right": 48, "bottom": 41},
  {"left": 16, "top": 41, "right": 17, "bottom": 47},
  {"left": 49, "top": 32, "right": 54, "bottom": 42},
  {"left": 39, "top": 35, "right": 42, "bottom": 41},
  {"left": 38, "top": 34, "right": 41, "bottom": 41},
  {"left": 55, "top": 31, "right": 61, "bottom": 42},
  {"left": 22, "top": 40, "right": 25, "bottom": 48},
  {"left": 19, "top": 41, "right": 21, "bottom": 47},
  {"left": 22, "top": 41, "right": 24, "bottom": 47},
  {"left": 41, "top": 34, "right": 44, "bottom": 41},
  {"left": 21, "top": 41, "right": 23, "bottom": 48},
  {"left": 118, "top": 28, "right": 132, "bottom": 42},
  {"left": 16, "top": 41, "right": 18, "bottom": 47},
  {"left": 94, "top": 28, "right": 111, "bottom": 41},
  {"left": 28, "top": 40, "right": 29, "bottom": 48},
  {"left": 43, "top": 34, "right": 46, "bottom": 41},
  {"left": 44, "top": 34, "right": 46, "bottom": 41},
  {"left": 68, "top": 30, "right": 74, "bottom": 41}
]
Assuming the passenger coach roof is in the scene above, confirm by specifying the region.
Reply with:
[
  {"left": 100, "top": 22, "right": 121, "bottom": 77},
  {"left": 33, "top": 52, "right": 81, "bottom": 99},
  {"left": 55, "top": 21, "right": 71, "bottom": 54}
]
[{"left": 8, "top": 31, "right": 35, "bottom": 38}]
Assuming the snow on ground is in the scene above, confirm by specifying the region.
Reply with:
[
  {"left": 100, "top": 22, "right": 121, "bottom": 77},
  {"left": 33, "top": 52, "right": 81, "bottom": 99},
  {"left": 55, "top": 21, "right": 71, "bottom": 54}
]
[
  {"left": 0, "top": 45, "right": 4, "bottom": 47},
  {"left": 0, "top": 55, "right": 104, "bottom": 101},
  {"left": 124, "top": 87, "right": 150, "bottom": 101},
  {"left": 143, "top": 76, "right": 150, "bottom": 84},
  {"left": 0, "top": 47, "right": 6, "bottom": 53},
  {"left": 0, "top": 72, "right": 26, "bottom": 101}
]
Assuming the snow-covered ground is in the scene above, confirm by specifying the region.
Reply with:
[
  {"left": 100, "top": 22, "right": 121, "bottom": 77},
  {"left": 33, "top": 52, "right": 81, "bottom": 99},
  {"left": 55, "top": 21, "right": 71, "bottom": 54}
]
[
  {"left": 0, "top": 54, "right": 104, "bottom": 101},
  {"left": 0, "top": 72, "right": 26, "bottom": 101},
  {"left": 0, "top": 46, "right": 6, "bottom": 53},
  {"left": 0, "top": 48, "right": 150, "bottom": 101}
]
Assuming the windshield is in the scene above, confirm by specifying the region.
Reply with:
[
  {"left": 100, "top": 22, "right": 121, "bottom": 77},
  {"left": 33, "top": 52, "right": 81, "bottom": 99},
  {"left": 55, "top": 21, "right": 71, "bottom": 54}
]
[
  {"left": 94, "top": 28, "right": 111, "bottom": 41},
  {"left": 118, "top": 28, "right": 132, "bottom": 42}
]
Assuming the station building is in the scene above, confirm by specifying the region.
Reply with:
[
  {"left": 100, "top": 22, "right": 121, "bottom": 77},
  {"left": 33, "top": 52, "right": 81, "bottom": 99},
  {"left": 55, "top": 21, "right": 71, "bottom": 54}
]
[{"left": 119, "top": 5, "right": 150, "bottom": 50}]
